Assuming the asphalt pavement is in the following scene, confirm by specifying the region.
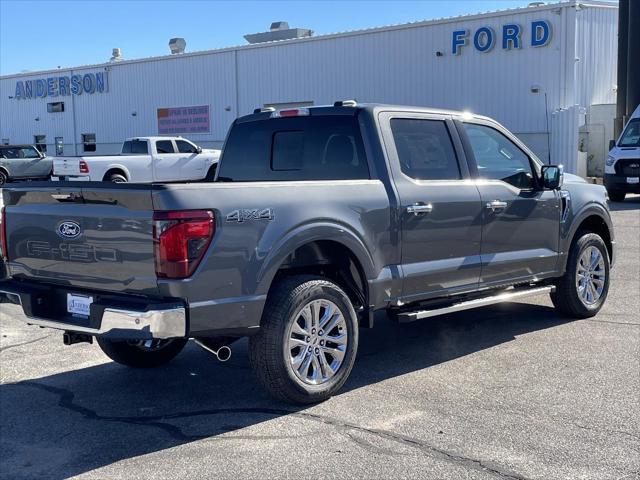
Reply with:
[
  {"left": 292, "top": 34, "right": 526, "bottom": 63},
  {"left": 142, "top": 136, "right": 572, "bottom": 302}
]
[{"left": 1, "top": 196, "right": 639, "bottom": 480}]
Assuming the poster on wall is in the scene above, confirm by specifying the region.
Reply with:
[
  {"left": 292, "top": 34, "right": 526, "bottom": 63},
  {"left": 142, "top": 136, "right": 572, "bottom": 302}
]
[{"left": 157, "top": 105, "right": 210, "bottom": 134}]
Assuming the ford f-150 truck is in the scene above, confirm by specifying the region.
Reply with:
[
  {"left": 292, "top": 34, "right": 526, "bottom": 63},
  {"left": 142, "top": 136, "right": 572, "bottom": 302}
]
[
  {"left": 53, "top": 136, "right": 220, "bottom": 183},
  {"left": 0, "top": 103, "right": 615, "bottom": 404}
]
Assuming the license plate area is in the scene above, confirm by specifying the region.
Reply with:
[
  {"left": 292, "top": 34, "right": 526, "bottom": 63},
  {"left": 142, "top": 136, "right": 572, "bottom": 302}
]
[
  {"left": 67, "top": 293, "right": 94, "bottom": 317},
  {"left": 627, "top": 177, "right": 639, "bottom": 184}
]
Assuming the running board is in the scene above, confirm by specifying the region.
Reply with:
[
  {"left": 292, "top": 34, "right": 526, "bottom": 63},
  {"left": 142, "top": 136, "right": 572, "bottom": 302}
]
[{"left": 396, "top": 285, "right": 555, "bottom": 323}]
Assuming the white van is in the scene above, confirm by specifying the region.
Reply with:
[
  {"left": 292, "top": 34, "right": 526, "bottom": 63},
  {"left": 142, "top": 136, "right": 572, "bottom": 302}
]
[{"left": 605, "top": 104, "right": 640, "bottom": 202}]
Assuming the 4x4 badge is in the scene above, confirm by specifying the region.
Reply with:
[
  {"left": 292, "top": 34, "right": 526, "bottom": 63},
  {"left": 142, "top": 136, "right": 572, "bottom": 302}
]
[{"left": 226, "top": 208, "right": 274, "bottom": 223}]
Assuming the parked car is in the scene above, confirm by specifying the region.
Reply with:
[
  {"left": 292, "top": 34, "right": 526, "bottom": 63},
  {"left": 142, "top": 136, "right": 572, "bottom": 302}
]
[
  {"left": 0, "top": 102, "right": 614, "bottom": 404},
  {"left": 53, "top": 136, "right": 220, "bottom": 183},
  {"left": 605, "top": 104, "right": 640, "bottom": 202},
  {"left": 0, "top": 144, "right": 52, "bottom": 186}
]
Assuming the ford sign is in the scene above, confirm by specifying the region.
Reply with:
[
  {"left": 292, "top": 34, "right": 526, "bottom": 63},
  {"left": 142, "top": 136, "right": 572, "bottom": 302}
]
[{"left": 57, "top": 221, "right": 82, "bottom": 239}]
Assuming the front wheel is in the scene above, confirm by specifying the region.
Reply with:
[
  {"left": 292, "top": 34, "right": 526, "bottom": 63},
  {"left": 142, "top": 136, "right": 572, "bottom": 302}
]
[
  {"left": 249, "top": 276, "right": 359, "bottom": 404},
  {"left": 96, "top": 337, "right": 188, "bottom": 368},
  {"left": 551, "top": 232, "right": 610, "bottom": 318},
  {"left": 0, "top": 171, "right": 8, "bottom": 187}
]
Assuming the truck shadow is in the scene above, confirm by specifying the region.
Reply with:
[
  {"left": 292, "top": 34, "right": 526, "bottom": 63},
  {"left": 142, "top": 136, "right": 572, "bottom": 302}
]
[
  {"left": 0, "top": 302, "right": 570, "bottom": 479},
  {"left": 608, "top": 194, "right": 640, "bottom": 211}
]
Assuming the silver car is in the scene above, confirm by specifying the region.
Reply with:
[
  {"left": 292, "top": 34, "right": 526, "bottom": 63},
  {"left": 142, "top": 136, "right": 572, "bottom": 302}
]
[{"left": 0, "top": 145, "right": 53, "bottom": 186}]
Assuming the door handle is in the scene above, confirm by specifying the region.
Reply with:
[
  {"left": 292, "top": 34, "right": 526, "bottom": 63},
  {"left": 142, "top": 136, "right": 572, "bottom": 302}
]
[
  {"left": 485, "top": 200, "right": 508, "bottom": 212},
  {"left": 406, "top": 203, "right": 433, "bottom": 215}
]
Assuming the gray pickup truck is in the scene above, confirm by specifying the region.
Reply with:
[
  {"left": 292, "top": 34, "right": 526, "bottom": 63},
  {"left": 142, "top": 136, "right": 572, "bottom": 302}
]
[{"left": 0, "top": 103, "right": 615, "bottom": 404}]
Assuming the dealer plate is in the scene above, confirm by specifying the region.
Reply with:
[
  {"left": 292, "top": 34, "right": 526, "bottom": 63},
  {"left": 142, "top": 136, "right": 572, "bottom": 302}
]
[
  {"left": 67, "top": 294, "right": 93, "bottom": 317},
  {"left": 627, "top": 177, "right": 639, "bottom": 184}
]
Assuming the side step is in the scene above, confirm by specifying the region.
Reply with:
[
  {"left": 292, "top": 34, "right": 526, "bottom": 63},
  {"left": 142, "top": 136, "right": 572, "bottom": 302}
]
[{"left": 396, "top": 285, "right": 555, "bottom": 323}]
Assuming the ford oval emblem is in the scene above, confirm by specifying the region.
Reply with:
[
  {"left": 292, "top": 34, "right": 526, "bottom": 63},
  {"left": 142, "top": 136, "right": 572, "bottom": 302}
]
[{"left": 57, "top": 221, "right": 82, "bottom": 239}]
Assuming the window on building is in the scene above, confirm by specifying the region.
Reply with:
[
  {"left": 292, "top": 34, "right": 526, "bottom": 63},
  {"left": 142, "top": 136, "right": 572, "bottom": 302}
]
[
  {"left": 122, "top": 140, "right": 149, "bottom": 155},
  {"left": 463, "top": 123, "right": 535, "bottom": 189},
  {"left": 82, "top": 133, "right": 96, "bottom": 152},
  {"left": 391, "top": 119, "right": 461, "bottom": 180},
  {"left": 1, "top": 139, "right": 9, "bottom": 146},
  {"left": 175, "top": 140, "right": 198, "bottom": 154},
  {"left": 264, "top": 101, "right": 314, "bottom": 110},
  {"left": 34, "top": 135, "right": 47, "bottom": 153},
  {"left": 47, "top": 102, "right": 65, "bottom": 113},
  {"left": 156, "top": 140, "right": 175, "bottom": 154}
]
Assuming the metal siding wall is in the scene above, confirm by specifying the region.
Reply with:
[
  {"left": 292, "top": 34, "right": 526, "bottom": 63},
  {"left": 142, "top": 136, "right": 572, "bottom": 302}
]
[
  {"left": 550, "top": 104, "right": 580, "bottom": 172},
  {"left": 575, "top": 6, "right": 618, "bottom": 108},
  {"left": 237, "top": 9, "right": 565, "bottom": 134}
]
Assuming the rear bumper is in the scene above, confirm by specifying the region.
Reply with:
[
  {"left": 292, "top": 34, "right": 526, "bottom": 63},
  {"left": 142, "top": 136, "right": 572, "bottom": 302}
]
[
  {"left": 0, "top": 280, "right": 186, "bottom": 339},
  {"left": 604, "top": 174, "right": 640, "bottom": 193}
]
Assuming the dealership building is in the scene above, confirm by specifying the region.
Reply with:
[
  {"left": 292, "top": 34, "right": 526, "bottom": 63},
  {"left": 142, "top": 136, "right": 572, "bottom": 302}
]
[{"left": 0, "top": 0, "right": 618, "bottom": 175}]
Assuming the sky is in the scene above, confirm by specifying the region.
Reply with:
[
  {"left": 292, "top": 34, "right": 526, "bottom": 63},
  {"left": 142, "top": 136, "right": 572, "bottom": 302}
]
[{"left": 2, "top": 0, "right": 553, "bottom": 75}]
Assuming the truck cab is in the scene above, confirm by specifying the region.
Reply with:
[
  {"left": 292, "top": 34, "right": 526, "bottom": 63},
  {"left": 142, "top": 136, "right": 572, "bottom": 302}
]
[{"left": 605, "top": 104, "right": 640, "bottom": 202}]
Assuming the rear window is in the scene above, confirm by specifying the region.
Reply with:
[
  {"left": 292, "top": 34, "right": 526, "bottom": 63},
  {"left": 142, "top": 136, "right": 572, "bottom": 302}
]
[
  {"left": 122, "top": 140, "right": 149, "bottom": 154},
  {"left": 218, "top": 115, "right": 369, "bottom": 181}
]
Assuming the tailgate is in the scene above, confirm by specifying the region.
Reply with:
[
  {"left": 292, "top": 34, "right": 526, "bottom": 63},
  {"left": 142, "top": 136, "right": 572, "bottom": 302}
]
[
  {"left": 2, "top": 183, "right": 158, "bottom": 296},
  {"left": 53, "top": 157, "right": 84, "bottom": 177}
]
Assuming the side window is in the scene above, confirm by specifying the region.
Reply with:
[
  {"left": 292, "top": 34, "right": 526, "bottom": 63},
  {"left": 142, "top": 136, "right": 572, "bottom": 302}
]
[
  {"left": 272, "top": 131, "right": 303, "bottom": 171},
  {"left": 156, "top": 140, "right": 175, "bottom": 154},
  {"left": 463, "top": 123, "right": 535, "bottom": 189},
  {"left": 176, "top": 140, "right": 198, "bottom": 153},
  {"left": 129, "top": 140, "right": 148, "bottom": 155},
  {"left": 390, "top": 119, "right": 461, "bottom": 180}
]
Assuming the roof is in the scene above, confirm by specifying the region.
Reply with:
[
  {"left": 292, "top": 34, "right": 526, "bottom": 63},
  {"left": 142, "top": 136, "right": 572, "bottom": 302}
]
[{"left": 0, "top": 0, "right": 617, "bottom": 79}]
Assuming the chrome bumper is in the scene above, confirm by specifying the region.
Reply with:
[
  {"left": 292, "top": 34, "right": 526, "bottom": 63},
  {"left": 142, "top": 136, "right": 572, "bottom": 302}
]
[{"left": 0, "top": 288, "right": 186, "bottom": 339}]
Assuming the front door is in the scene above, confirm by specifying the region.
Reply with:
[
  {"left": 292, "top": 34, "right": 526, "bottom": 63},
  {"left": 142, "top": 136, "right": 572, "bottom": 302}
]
[
  {"left": 380, "top": 112, "right": 483, "bottom": 303},
  {"left": 460, "top": 121, "right": 560, "bottom": 287},
  {"left": 175, "top": 139, "right": 205, "bottom": 180}
]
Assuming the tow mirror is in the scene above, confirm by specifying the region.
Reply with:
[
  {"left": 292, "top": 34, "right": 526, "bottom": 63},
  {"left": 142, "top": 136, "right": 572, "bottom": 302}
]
[
  {"left": 541, "top": 164, "right": 563, "bottom": 190},
  {"left": 609, "top": 139, "right": 616, "bottom": 151}
]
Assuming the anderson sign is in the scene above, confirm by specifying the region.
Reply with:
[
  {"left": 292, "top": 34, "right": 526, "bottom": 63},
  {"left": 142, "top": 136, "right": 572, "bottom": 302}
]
[
  {"left": 13, "top": 71, "right": 108, "bottom": 100},
  {"left": 452, "top": 20, "right": 552, "bottom": 55}
]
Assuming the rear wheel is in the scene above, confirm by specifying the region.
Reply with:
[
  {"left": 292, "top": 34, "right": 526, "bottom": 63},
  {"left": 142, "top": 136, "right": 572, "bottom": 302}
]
[
  {"left": 607, "top": 190, "right": 626, "bottom": 202},
  {"left": 551, "top": 232, "right": 610, "bottom": 318},
  {"left": 249, "top": 276, "right": 359, "bottom": 404},
  {"left": 105, "top": 172, "right": 127, "bottom": 183},
  {"left": 96, "top": 337, "right": 188, "bottom": 368},
  {"left": 0, "top": 170, "right": 8, "bottom": 186}
]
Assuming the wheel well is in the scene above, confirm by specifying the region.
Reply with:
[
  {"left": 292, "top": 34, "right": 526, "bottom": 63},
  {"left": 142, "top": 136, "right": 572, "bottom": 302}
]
[
  {"left": 574, "top": 215, "right": 613, "bottom": 261},
  {"left": 271, "top": 240, "right": 369, "bottom": 321},
  {"left": 0, "top": 167, "right": 8, "bottom": 176},
  {"left": 103, "top": 168, "right": 127, "bottom": 181}
]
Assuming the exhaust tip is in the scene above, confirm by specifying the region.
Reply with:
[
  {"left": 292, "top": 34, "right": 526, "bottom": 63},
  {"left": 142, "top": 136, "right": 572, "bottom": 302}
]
[{"left": 216, "top": 345, "right": 232, "bottom": 362}]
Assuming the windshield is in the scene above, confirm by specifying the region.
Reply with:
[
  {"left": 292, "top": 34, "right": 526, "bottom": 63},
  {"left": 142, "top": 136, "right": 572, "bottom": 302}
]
[
  {"left": 0, "top": 146, "right": 41, "bottom": 159},
  {"left": 619, "top": 118, "right": 640, "bottom": 147}
]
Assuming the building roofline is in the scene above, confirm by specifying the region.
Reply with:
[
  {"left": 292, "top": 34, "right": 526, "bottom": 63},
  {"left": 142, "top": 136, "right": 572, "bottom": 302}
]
[{"left": 0, "top": 0, "right": 617, "bottom": 80}]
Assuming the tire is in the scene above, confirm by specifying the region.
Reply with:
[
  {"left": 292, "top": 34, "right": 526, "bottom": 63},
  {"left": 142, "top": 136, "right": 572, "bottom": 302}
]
[
  {"left": 607, "top": 190, "right": 626, "bottom": 202},
  {"left": 96, "top": 337, "right": 188, "bottom": 368},
  {"left": 107, "top": 172, "right": 127, "bottom": 183},
  {"left": 551, "top": 232, "right": 610, "bottom": 318},
  {"left": 249, "top": 275, "right": 359, "bottom": 404},
  {"left": 0, "top": 171, "right": 8, "bottom": 187}
]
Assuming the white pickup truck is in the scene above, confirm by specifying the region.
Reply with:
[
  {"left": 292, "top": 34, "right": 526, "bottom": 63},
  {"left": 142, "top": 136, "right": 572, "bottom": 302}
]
[{"left": 54, "top": 137, "right": 220, "bottom": 183}]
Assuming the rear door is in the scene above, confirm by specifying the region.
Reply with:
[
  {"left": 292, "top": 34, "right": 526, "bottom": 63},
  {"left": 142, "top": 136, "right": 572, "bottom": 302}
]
[
  {"left": 151, "top": 139, "right": 182, "bottom": 182},
  {"left": 379, "top": 112, "right": 483, "bottom": 302},
  {"left": 458, "top": 120, "right": 560, "bottom": 287}
]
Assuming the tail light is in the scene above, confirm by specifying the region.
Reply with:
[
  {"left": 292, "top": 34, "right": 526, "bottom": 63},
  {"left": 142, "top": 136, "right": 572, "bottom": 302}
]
[
  {"left": 79, "top": 160, "right": 89, "bottom": 174},
  {"left": 153, "top": 210, "right": 214, "bottom": 279},
  {"left": 271, "top": 108, "right": 310, "bottom": 118},
  {"left": 0, "top": 207, "right": 7, "bottom": 261}
]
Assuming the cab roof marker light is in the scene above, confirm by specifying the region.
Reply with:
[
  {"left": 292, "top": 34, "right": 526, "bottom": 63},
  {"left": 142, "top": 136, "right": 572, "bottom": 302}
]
[
  {"left": 271, "top": 108, "right": 310, "bottom": 118},
  {"left": 334, "top": 100, "right": 357, "bottom": 107}
]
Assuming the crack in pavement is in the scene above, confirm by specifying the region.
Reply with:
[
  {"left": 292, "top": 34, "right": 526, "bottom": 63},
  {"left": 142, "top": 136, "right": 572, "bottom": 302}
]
[
  {"left": 0, "top": 334, "right": 53, "bottom": 354},
  {"left": 18, "top": 381, "right": 529, "bottom": 480}
]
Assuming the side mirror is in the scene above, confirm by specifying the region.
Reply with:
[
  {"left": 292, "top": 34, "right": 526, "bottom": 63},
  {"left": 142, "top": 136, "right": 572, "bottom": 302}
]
[
  {"left": 541, "top": 164, "right": 563, "bottom": 190},
  {"left": 609, "top": 139, "right": 616, "bottom": 151},
  {"left": 196, "top": 146, "right": 203, "bottom": 154}
]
